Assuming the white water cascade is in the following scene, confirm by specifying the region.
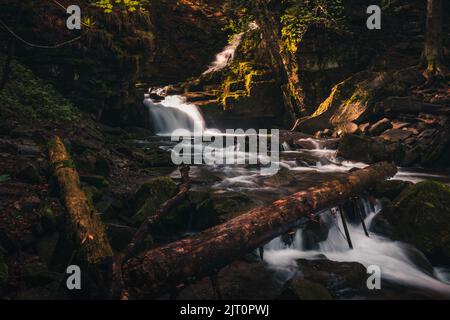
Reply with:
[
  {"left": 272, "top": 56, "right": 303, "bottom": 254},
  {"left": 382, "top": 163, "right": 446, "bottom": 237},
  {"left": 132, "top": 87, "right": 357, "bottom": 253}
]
[
  {"left": 263, "top": 199, "right": 450, "bottom": 297},
  {"left": 202, "top": 32, "right": 244, "bottom": 75},
  {"left": 144, "top": 95, "right": 206, "bottom": 135}
]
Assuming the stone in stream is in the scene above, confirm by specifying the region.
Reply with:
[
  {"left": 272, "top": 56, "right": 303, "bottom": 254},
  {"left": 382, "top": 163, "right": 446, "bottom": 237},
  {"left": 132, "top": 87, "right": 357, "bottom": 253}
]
[
  {"left": 373, "top": 179, "right": 413, "bottom": 200},
  {"left": 337, "top": 133, "right": 404, "bottom": 164},
  {"left": 176, "top": 261, "right": 284, "bottom": 300},
  {"left": 369, "top": 118, "right": 393, "bottom": 136},
  {"left": 375, "top": 180, "right": 450, "bottom": 264}
]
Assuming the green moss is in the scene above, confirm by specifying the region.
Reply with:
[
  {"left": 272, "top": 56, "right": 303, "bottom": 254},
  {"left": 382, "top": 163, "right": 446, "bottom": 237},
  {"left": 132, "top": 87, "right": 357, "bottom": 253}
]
[
  {"left": 0, "top": 56, "right": 81, "bottom": 124},
  {"left": 386, "top": 180, "right": 450, "bottom": 262},
  {"left": 132, "top": 177, "right": 178, "bottom": 224},
  {"left": 280, "top": 0, "right": 346, "bottom": 54},
  {"left": 221, "top": 61, "right": 270, "bottom": 109}
]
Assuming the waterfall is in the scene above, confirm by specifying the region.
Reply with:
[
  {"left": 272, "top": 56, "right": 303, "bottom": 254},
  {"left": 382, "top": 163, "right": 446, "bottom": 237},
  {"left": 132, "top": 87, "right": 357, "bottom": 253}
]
[
  {"left": 202, "top": 32, "right": 244, "bottom": 75},
  {"left": 263, "top": 198, "right": 450, "bottom": 296},
  {"left": 145, "top": 95, "right": 206, "bottom": 135}
]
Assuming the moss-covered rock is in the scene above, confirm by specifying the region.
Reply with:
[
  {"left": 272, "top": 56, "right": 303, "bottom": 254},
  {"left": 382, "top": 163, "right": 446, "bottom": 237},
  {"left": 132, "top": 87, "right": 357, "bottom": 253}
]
[
  {"left": 378, "top": 180, "right": 450, "bottom": 264},
  {"left": 373, "top": 180, "right": 413, "bottom": 200},
  {"left": 151, "top": 191, "right": 220, "bottom": 234},
  {"left": 132, "top": 177, "right": 177, "bottom": 224},
  {"left": 294, "top": 67, "right": 424, "bottom": 134}
]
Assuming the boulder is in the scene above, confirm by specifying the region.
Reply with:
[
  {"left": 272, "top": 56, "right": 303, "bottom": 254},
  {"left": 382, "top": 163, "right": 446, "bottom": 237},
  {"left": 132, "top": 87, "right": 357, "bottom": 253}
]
[
  {"left": 294, "top": 258, "right": 372, "bottom": 299},
  {"left": 337, "top": 134, "right": 404, "bottom": 164},
  {"left": 301, "top": 220, "right": 329, "bottom": 250},
  {"left": 336, "top": 122, "right": 359, "bottom": 136},
  {"left": 376, "top": 180, "right": 450, "bottom": 264},
  {"left": 177, "top": 261, "right": 283, "bottom": 300},
  {"left": 132, "top": 177, "right": 178, "bottom": 224},
  {"left": 373, "top": 179, "right": 413, "bottom": 200},
  {"left": 369, "top": 118, "right": 393, "bottom": 136},
  {"left": 294, "top": 67, "right": 425, "bottom": 134},
  {"left": 380, "top": 129, "right": 413, "bottom": 142},
  {"left": 151, "top": 191, "right": 220, "bottom": 234}
]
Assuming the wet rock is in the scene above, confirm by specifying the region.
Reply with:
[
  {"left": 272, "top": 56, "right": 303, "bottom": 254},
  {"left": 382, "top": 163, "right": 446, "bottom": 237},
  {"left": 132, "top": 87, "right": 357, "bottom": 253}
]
[
  {"left": 369, "top": 118, "right": 393, "bottom": 136},
  {"left": 377, "top": 180, "right": 450, "bottom": 264},
  {"left": 278, "top": 277, "right": 333, "bottom": 300},
  {"left": 370, "top": 211, "right": 395, "bottom": 237},
  {"left": 358, "top": 123, "right": 370, "bottom": 134},
  {"left": 132, "top": 177, "right": 177, "bottom": 224},
  {"left": 380, "top": 129, "right": 413, "bottom": 142},
  {"left": 294, "top": 258, "right": 371, "bottom": 299},
  {"left": 15, "top": 159, "right": 41, "bottom": 184},
  {"left": 301, "top": 220, "right": 329, "bottom": 250},
  {"left": 337, "top": 134, "right": 404, "bottom": 164},
  {"left": 373, "top": 180, "right": 412, "bottom": 200},
  {"left": 336, "top": 122, "right": 359, "bottom": 136},
  {"left": 176, "top": 261, "right": 283, "bottom": 300}
]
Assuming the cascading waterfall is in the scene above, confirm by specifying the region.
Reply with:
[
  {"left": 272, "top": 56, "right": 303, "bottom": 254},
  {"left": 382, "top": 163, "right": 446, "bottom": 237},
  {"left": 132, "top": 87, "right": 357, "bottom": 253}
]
[
  {"left": 263, "top": 198, "right": 450, "bottom": 296},
  {"left": 146, "top": 31, "right": 245, "bottom": 135},
  {"left": 145, "top": 95, "right": 206, "bottom": 135},
  {"left": 202, "top": 32, "right": 244, "bottom": 75},
  {"left": 142, "top": 24, "right": 450, "bottom": 297}
]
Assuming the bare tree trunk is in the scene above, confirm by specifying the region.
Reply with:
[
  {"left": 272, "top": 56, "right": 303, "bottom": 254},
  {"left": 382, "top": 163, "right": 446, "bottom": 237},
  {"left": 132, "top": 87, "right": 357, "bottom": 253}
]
[
  {"left": 122, "top": 162, "right": 397, "bottom": 299},
  {"left": 424, "top": 0, "right": 446, "bottom": 77}
]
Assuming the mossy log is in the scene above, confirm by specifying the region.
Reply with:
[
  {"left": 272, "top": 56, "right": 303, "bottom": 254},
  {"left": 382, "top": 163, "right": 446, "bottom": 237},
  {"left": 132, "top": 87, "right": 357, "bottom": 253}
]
[
  {"left": 123, "top": 162, "right": 397, "bottom": 298},
  {"left": 48, "top": 136, "right": 113, "bottom": 267}
]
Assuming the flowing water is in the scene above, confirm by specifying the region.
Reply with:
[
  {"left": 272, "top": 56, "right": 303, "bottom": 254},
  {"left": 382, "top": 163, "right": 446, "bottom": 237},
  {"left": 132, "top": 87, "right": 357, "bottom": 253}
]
[{"left": 142, "top": 35, "right": 450, "bottom": 298}]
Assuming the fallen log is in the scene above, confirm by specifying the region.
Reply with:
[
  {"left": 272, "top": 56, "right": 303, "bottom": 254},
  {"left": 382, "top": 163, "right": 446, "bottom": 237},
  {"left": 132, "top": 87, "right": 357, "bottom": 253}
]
[
  {"left": 48, "top": 136, "right": 113, "bottom": 268},
  {"left": 123, "top": 162, "right": 397, "bottom": 298}
]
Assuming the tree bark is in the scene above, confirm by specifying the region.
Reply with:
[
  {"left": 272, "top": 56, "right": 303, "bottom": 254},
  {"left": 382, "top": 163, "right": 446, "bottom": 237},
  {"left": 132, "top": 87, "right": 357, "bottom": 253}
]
[
  {"left": 123, "top": 162, "right": 397, "bottom": 298},
  {"left": 48, "top": 136, "right": 113, "bottom": 267},
  {"left": 424, "top": 0, "right": 445, "bottom": 77}
]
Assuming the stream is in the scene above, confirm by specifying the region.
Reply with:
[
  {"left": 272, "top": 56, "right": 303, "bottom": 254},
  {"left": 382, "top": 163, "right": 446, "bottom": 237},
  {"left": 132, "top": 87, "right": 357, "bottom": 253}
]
[
  {"left": 141, "top": 92, "right": 450, "bottom": 298},
  {"left": 140, "top": 37, "right": 450, "bottom": 298}
]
